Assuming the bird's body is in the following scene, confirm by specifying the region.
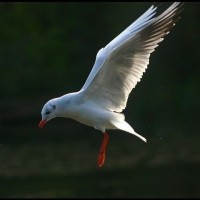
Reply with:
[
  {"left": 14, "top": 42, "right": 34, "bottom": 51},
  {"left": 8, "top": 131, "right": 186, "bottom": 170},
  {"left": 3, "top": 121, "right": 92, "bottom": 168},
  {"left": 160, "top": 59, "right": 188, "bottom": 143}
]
[
  {"left": 47, "top": 92, "right": 146, "bottom": 142},
  {"left": 39, "top": 2, "right": 183, "bottom": 167}
]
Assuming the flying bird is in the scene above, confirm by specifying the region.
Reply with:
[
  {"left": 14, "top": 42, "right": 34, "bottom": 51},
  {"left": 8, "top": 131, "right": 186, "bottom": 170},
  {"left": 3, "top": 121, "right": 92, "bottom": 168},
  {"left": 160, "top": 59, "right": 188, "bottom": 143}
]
[{"left": 39, "top": 2, "right": 183, "bottom": 167}]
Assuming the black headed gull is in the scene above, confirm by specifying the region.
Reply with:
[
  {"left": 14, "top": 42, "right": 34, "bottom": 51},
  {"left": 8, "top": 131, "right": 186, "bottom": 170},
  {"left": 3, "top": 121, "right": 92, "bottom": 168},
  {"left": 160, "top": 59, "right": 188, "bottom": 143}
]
[{"left": 39, "top": 2, "right": 183, "bottom": 167}]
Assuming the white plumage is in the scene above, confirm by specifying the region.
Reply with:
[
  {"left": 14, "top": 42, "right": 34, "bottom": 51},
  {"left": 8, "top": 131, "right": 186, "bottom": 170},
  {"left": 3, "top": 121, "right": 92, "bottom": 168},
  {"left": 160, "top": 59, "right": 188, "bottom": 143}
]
[{"left": 39, "top": 2, "right": 183, "bottom": 167}]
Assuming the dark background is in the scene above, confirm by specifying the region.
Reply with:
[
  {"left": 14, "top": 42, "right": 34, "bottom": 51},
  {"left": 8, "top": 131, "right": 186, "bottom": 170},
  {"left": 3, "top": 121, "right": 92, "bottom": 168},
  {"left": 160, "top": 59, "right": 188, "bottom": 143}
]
[{"left": 0, "top": 2, "right": 199, "bottom": 198}]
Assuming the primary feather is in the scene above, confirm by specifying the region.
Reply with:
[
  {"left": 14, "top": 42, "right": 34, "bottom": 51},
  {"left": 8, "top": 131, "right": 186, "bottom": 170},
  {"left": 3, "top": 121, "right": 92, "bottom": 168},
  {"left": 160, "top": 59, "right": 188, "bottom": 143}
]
[{"left": 80, "top": 2, "right": 183, "bottom": 113}]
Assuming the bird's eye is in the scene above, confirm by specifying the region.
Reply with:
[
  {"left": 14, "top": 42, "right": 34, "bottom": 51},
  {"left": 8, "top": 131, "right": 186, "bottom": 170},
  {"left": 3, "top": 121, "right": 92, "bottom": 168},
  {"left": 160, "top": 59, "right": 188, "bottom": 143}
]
[{"left": 45, "top": 111, "right": 51, "bottom": 115}]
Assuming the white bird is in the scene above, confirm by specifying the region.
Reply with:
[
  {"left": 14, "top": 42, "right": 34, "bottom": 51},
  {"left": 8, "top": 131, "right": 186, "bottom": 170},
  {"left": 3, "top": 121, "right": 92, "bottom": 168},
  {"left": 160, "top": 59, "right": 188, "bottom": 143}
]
[{"left": 39, "top": 2, "right": 183, "bottom": 167}]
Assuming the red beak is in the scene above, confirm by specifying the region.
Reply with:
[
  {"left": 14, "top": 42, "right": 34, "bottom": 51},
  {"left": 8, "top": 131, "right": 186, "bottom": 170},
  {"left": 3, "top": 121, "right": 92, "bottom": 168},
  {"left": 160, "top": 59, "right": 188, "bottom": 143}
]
[{"left": 38, "top": 119, "right": 47, "bottom": 128}]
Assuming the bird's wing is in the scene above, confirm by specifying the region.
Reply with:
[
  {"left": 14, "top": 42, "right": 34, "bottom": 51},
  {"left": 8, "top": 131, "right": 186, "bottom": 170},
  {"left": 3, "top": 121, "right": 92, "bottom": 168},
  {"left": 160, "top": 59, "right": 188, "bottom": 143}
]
[{"left": 80, "top": 2, "right": 183, "bottom": 112}]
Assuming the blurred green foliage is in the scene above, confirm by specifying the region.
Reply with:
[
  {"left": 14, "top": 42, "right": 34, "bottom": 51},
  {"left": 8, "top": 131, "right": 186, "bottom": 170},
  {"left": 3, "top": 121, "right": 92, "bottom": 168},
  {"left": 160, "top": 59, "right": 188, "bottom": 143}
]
[{"left": 0, "top": 2, "right": 199, "bottom": 198}]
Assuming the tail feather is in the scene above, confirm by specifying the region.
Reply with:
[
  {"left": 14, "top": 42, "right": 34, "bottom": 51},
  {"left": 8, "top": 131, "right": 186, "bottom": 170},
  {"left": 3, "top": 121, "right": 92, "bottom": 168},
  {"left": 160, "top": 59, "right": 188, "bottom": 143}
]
[{"left": 111, "top": 120, "right": 147, "bottom": 143}]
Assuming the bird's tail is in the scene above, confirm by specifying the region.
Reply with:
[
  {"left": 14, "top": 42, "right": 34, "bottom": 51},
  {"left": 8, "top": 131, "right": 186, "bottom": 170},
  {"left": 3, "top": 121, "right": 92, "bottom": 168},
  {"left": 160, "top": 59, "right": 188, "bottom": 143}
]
[{"left": 111, "top": 120, "right": 147, "bottom": 143}]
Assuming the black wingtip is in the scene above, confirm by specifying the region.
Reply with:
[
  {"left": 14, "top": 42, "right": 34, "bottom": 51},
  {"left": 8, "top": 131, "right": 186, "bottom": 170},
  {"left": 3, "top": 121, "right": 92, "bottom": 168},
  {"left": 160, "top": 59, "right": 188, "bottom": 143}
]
[{"left": 153, "top": 2, "right": 184, "bottom": 18}]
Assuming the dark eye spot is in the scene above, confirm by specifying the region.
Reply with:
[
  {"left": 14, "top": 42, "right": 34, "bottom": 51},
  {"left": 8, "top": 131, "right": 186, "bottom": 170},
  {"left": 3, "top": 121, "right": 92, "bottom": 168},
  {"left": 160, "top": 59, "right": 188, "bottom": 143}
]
[
  {"left": 45, "top": 111, "right": 51, "bottom": 115},
  {"left": 53, "top": 105, "right": 56, "bottom": 109}
]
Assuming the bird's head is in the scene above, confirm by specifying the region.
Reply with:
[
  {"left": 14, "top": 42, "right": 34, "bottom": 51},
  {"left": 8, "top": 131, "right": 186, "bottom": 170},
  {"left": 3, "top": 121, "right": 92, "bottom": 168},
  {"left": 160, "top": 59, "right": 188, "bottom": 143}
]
[{"left": 39, "top": 99, "right": 57, "bottom": 128}]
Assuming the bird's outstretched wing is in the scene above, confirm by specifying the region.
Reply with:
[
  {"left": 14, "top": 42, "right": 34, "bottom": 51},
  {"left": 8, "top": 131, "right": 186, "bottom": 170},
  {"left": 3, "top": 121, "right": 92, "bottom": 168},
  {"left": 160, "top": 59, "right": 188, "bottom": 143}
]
[{"left": 80, "top": 2, "right": 183, "bottom": 112}]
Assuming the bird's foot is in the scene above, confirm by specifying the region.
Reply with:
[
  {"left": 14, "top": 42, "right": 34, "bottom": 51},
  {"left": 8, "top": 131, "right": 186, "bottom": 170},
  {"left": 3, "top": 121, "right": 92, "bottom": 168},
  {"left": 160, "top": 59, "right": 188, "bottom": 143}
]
[{"left": 97, "top": 131, "right": 109, "bottom": 168}]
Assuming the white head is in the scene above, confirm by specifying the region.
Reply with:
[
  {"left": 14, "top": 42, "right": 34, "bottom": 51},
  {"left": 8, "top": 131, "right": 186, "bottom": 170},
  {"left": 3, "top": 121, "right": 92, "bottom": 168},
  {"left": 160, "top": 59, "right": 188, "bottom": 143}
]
[{"left": 39, "top": 99, "right": 57, "bottom": 128}]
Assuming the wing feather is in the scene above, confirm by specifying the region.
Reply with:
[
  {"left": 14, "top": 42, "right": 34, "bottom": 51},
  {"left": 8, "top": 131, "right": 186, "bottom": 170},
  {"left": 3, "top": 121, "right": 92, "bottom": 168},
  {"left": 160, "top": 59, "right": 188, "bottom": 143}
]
[{"left": 80, "top": 2, "right": 183, "bottom": 112}]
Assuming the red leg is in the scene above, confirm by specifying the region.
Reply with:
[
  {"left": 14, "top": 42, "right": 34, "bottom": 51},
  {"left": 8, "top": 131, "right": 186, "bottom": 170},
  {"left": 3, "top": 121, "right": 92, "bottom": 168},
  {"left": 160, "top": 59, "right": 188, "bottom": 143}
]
[{"left": 97, "top": 132, "right": 109, "bottom": 168}]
